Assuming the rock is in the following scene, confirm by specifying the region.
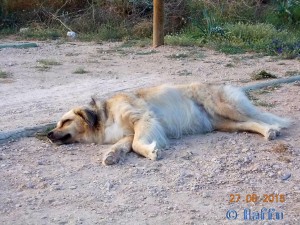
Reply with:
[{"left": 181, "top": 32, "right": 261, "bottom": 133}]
[
  {"left": 202, "top": 192, "right": 210, "bottom": 198},
  {"left": 268, "top": 172, "right": 276, "bottom": 178},
  {"left": 27, "top": 183, "right": 35, "bottom": 189},
  {"left": 167, "top": 206, "right": 174, "bottom": 210},
  {"left": 243, "top": 156, "right": 252, "bottom": 163},
  {"left": 181, "top": 151, "right": 194, "bottom": 160},
  {"left": 281, "top": 172, "right": 291, "bottom": 181},
  {"left": 51, "top": 186, "right": 63, "bottom": 191},
  {"left": 242, "top": 148, "right": 249, "bottom": 153},
  {"left": 105, "top": 181, "right": 113, "bottom": 191},
  {"left": 69, "top": 186, "right": 77, "bottom": 190}
]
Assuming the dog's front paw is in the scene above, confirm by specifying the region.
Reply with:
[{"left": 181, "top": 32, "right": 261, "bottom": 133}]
[{"left": 102, "top": 151, "right": 120, "bottom": 166}]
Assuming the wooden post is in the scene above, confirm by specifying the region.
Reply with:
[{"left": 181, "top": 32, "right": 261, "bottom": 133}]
[{"left": 153, "top": 0, "right": 164, "bottom": 48}]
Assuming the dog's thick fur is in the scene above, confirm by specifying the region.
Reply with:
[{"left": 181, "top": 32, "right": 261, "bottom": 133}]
[{"left": 48, "top": 83, "right": 290, "bottom": 165}]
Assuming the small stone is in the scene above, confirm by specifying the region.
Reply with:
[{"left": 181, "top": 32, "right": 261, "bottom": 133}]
[
  {"left": 69, "top": 186, "right": 77, "bottom": 190},
  {"left": 52, "top": 186, "right": 63, "bottom": 191},
  {"left": 27, "top": 183, "right": 35, "bottom": 189},
  {"left": 105, "top": 181, "right": 113, "bottom": 191},
  {"left": 241, "top": 148, "right": 248, "bottom": 153},
  {"left": 272, "top": 164, "right": 280, "bottom": 170},
  {"left": 48, "top": 199, "right": 55, "bottom": 204},
  {"left": 182, "top": 151, "right": 193, "bottom": 160},
  {"left": 202, "top": 192, "right": 210, "bottom": 198},
  {"left": 281, "top": 173, "right": 291, "bottom": 181},
  {"left": 244, "top": 156, "right": 251, "bottom": 163},
  {"left": 268, "top": 172, "right": 275, "bottom": 178}
]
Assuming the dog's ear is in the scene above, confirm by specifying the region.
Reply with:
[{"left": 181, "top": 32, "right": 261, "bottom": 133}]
[
  {"left": 89, "top": 96, "right": 107, "bottom": 121},
  {"left": 75, "top": 108, "right": 98, "bottom": 127},
  {"left": 90, "top": 96, "right": 97, "bottom": 107}
]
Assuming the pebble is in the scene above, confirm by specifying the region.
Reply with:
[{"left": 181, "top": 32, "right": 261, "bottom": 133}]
[
  {"left": 281, "top": 173, "right": 291, "bottom": 181},
  {"left": 272, "top": 164, "right": 280, "bottom": 170},
  {"left": 37, "top": 160, "right": 45, "bottom": 165},
  {"left": 51, "top": 186, "right": 63, "bottom": 191},
  {"left": 69, "top": 186, "right": 77, "bottom": 190},
  {"left": 268, "top": 172, "right": 275, "bottom": 178},
  {"left": 105, "top": 181, "right": 113, "bottom": 191},
  {"left": 27, "top": 183, "right": 35, "bottom": 189},
  {"left": 48, "top": 199, "right": 55, "bottom": 204},
  {"left": 242, "top": 148, "right": 249, "bottom": 153},
  {"left": 202, "top": 192, "right": 210, "bottom": 198},
  {"left": 243, "top": 156, "right": 252, "bottom": 163}
]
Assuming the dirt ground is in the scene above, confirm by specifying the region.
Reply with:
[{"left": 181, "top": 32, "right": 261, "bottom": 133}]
[{"left": 0, "top": 41, "right": 299, "bottom": 225}]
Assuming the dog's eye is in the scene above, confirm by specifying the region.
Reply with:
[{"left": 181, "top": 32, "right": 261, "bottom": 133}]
[{"left": 61, "top": 119, "right": 72, "bottom": 126}]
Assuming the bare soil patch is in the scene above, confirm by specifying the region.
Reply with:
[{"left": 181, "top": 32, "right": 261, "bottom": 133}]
[{"left": 0, "top": 41, "right": 299, "bottom": 224}]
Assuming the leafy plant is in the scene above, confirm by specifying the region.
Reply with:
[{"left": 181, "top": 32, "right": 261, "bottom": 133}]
[
  {"left": 0, "top": 70, "right": 11, "bottom": 78},
  {"left": 37, "top": 59, "right": 62, "bottom": 66},
  {"left": 73, "top": 67, "right": 89, "bottom": 74},
  {"left": 274, "top": 0, "right": 300, "bottom": 25},
  {"left": 268, "top": 39, "right": 300, "bottom": 59}
]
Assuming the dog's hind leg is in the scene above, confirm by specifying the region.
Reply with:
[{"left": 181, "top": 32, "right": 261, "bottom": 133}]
[
  {"left": 102, "top": 136, "right": 133, "bottom": 165},
  {"left": 214, "top": 119, "right": 280, "bottom": 140},
  {"left": 131, "top": 113, "right": 168, "bottom": 160}
]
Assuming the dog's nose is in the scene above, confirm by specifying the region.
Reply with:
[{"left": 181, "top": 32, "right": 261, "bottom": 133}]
[{"left": 47, "top": 131, "right": 54, "bottom": 139}]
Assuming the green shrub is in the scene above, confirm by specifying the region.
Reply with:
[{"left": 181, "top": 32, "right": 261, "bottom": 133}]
[
  {"left": 20, "top": 28, "right": 62, "bottom": 40},
  {"left": 0, "top": 70, "right": 11, "bottom": 78},
  {"left": 73, "top": 67, "right": 89, "bottom": 74},
  {"left": 224, "top": 23, "right": 280, "bottom": 42}
]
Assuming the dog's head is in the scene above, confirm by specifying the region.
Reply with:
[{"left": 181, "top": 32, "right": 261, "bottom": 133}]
[{"left": 48, "top": 98, "right": 106, "bottom": 144}]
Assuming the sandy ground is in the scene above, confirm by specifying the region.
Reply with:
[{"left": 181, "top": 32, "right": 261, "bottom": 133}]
[{"left": 0, "top": 41, "right": 299, "bottom": 225}]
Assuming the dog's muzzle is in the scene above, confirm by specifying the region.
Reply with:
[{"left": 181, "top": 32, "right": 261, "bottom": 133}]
[{"left": 47, "top": 131, "right": 72, "bottom": 143}]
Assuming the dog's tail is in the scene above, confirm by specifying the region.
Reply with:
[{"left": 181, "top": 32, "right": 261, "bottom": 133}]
[
  {"left": 223, "top": 85, "right": 291, "bottom": 128},
  {"left": 253, "top": 111, "right": 291, "bottom": 128}
]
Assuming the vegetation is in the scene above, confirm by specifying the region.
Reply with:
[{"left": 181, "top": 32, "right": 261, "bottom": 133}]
[
  {"left": 0, "top": 70, "right": 11, "bottom": 78},
  {"left": 73, "top": 67, "right": 89, "bottom": 74},
  {"left": 37, "top": 59, "right": 62, "bottom": 66},
  {"left": 0, "top": 0, "right": 299, "bottom": 58},
  {"left": 35, "top": 59, "right": 62, "bottom": 71},
  {"left": 251, "top": 70, "right": 277, "bottom": 80}
]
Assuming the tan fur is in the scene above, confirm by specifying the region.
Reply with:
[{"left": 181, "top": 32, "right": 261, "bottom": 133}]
[{"left": 48, "top": 83, "right": 290, "bottom": 165}]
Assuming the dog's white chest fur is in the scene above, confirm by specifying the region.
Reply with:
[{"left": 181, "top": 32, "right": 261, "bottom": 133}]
[{"left": 104, "top": 122, "right": 125, "bottom": 144}]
